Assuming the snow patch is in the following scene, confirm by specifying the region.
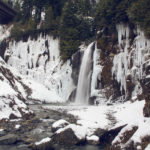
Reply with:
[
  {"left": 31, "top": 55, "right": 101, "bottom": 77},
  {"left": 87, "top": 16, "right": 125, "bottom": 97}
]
[
  {"left": 86, "top": 135, "right": 99, "bottom": 142},
  {"left": 35, "top": 137, "right": 51, "bottom": 145},
  {"left": 15, "top": 124, "right": 21, "bottom": 129},
  {"left": 145, "top": 144, "right": 150, "bottom": 150},
  {"left": 52, "top": 119, "right": 69, "bottom": 129}
]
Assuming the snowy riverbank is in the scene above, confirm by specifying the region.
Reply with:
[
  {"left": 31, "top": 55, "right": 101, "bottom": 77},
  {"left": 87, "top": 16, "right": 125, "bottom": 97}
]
[{"left": 43, "top": 100, "right": 150, "bottom": 149}]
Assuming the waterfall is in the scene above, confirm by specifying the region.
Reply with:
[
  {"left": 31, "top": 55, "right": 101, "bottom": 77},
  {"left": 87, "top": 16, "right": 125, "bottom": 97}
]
[{"left": 75, "top": 42, "right": 94, "bottom": 105}]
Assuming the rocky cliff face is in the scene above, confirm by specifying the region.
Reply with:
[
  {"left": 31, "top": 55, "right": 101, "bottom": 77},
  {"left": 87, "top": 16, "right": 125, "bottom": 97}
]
[
  {"left": 95, "top": 24, "right": 150, "bottom": 115},
  {"left": 0, "top": 57, "right": 31, "bottom": 120}
]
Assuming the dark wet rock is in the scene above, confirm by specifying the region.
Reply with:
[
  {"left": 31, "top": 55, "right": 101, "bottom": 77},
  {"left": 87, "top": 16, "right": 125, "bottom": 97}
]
[
  {"left": 89, "top": 96, "right": 97, "bottom": 105},
  {"left": 94, "top": 128, "right": 106, "bottom": 138},
  {"left": 33, "top": 142, "right": 55, "bottom": 150},
  {"left": 0, "top": 130, "right": 6, "bottom": 137},
  {"left": 140, "top": 76, "right": 150, "bottom": 117},
  {"left": 126, "top": 74, "right": 135, "bottom": 100},
  {"left": 68, "top": 89, "right": 76, "bottom": 102},
  {"left": 0, "top": 144, "right": 31, "bottom": 150},
  {"left": 9, "top": 114, "right": 18, "bottom": 120},
  {"left": 44, "top": 115, "right": 50, "bottom": 119},
  {"left": 52, "top": 128, "right": 85, "bottom": 146},
  {"left": 110, "top": 126, "right": 138, "bottom": 150},
  {"left": 71, "top": 50, "right": 83, "bottom": 86},
  {"left": 0, "top": 134, "right": 19, "bottom": 145},
  {"left": 99, "top": 125, "right": 127, "bottom": 145},
  {"left": 143, "top": 100, "right": 150, "bottom": 117}
]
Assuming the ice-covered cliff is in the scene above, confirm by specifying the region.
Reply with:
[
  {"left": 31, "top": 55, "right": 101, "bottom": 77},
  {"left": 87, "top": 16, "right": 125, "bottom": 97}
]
[
  {"left": 4, "top": 35, "right": 75, "bottom": 102},
  {"left": 90, "top": 24, "right": 150, "bottom": 106}
]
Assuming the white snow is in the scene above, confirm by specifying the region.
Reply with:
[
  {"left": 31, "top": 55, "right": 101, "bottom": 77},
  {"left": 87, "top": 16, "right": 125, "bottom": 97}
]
[
  {"left": 0, "top": 129, "right": 4, "bottom": 132},
  {"left": 86, "top": 135, "right": 99, "bottom": 142},
  {"left": 52, "top": 119, "right": 69, "bottom": 129},
  {"left": 35, "top": 137, "right": 51, "bottom": 145},
  {"left": 145, "top": 144, "right": 150, "bottom": 150},
  {"left": 0, "top": 25, "right": 12, "bottom": 42},
  {"left": 0, "top": 80, "right": 16, "bottom": 96},
  {"left": 23, "top": 79, "right": 63, "bottom": 103},
  {"left": 15, "top": 124, "right": 21, "bottom": 129},
  {"left": 0, "top": 57, "right": 32, "bottom": 120},
  {"left": 41, "top": 12, "right": 45, "bottom": 21}
]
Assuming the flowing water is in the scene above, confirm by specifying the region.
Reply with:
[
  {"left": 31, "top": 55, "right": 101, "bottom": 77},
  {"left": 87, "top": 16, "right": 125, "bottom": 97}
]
[{"left": 75, "top": 43, "right": 94, "bottom": 104}]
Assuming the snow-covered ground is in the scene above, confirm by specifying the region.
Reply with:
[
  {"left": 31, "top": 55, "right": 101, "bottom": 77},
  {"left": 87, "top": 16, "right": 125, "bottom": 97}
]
[{"left": 43, "top": 100, "right": 150, "bottom": 148}]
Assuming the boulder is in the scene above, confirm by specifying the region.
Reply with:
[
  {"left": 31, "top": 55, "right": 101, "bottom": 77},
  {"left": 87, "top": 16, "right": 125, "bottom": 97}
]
[
  {"left": 33, "top": 142, "right": 54, "bottom": 150},
  {"left": 52, "top": 124, "right": 86, "bottom": 146},
  {"left": 0, "top": 134, "right": 19, "bottom": 145},
  {"left": 0, "top": 129, "right": 6, "bottom": 137},
  {"left": 99, "top": 125, "right": 127, "bottom": 145},
  {"left": 94, "top": 128, "right": 106, "bottom": 137},
  {"left": 33, "top": 137, "right": 54, "bottom": 150},
  {"left": 68, "top": 89, "right": 76, "bottom": 103}
]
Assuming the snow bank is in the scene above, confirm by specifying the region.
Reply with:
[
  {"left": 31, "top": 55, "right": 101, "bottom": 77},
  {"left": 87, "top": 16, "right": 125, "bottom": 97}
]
[
  {"left": 23, "top": 79, "right": 63, "bottom": 103},
  {"left": 145, "top": 144, "right": 150, "bottom": 150},
  {"left": 113, "top": 100, "right": 145, "bottom": 127},
  {"left": 45, "top": 100, "right": 150, "bottom": 147}
]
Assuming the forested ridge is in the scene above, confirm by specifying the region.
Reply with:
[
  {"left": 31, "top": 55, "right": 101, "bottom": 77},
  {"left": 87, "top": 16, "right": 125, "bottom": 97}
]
[{"left": 4, "top": 0, "right": 150, "bottom": 61}]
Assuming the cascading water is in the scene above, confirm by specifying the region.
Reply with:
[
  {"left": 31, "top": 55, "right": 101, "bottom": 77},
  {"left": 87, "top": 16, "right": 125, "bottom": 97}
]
[{"left": 75, "top": 42, "right": 94, "bottom": 105}]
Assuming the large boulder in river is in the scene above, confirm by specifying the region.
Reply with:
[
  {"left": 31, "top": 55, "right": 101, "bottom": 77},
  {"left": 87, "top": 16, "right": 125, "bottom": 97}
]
[
  {"left": 52, "top": 119, "right": 69, "bottom": 132},
  {"left": 52, "top": 124, "right": 86, "bottom": 146},
  {"left": 0, "top": 134, "right": 19, "bottom": 145}
]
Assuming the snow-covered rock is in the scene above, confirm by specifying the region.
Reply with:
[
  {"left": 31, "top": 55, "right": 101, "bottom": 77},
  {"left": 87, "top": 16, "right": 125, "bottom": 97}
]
[
  {"left": 52, "top": 124, "right": 86, "bottom": 145},
  {"left": 34, "top": 137, "right": 54, "bottom": 150},
  {"left": 52, "top": 119, "right": 69, "bottom": 132},
  {"left": 0, "top": 57, "right": 31, "bottom": 120}
]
